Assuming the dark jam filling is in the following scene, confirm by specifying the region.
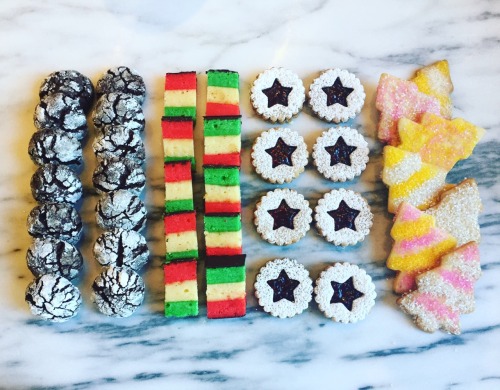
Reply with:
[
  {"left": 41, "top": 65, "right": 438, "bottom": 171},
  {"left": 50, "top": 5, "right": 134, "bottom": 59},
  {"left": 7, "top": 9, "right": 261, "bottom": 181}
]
[
  {"left": 324, "top": 136, "right": 357, "bottom": 167},
  {"left": 267, "top": 269, "right": 300, "bottom": 302},
  {"left": 262, "top": 78, "right": 293, "bottom": 108},
  {"left": 321, "top": 77, "right": 354, "bottom": 107},
  {"left": 327, "top": 200, "right": 360, "bottom": 231},
  {"left": 330, "top": 277, "right": 364, "bottom": 311},
  {"left": 267, "top": 199, "right": 300, "bottom": 230},
  {"left": 265, "top": 137, "right": 297, "bottom": 168}
]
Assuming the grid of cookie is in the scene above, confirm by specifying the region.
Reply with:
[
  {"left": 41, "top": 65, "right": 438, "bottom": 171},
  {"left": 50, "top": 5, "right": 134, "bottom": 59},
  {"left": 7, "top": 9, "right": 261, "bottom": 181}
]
[
  {"left": 203, "top": 69, "right": 246, "bottom": 319},
  {"left": 90, "top": 66, "right": 148, "bottom": 318},
  {"left": 26, "top": 70, "right": 90, "bottom": 322},
  {"left": 163, "top": 72, "right": 199, "bottom": 318}
]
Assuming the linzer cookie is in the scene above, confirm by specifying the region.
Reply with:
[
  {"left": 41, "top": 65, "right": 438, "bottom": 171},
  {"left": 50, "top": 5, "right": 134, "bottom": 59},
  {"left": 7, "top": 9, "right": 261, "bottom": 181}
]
[
  {"left": 164, "top": 260, "right": 198, "bottom": 317},
  {"left": 206, "top": 70, "right": 240, "bottom": 116},
  {"left": 314, "top": 263, "right": 376, "bottom": 323},
  {"left": 204, "top": 166, "right": 241, "bottom": 214},
  {"left": 203, "top": 117, "right": 241, "bottom": 167},
  {"left": 162, "top": 117, "right": 195, "bottom": 166},
  {"left": 309, "top": 69, "right": 365, "bottom": 123},
  {"left": 254, "top": 188, "right": 312, "bottom": 246},
  {"left": 314, "top": 189, "right": 372, "bottom": 246},
  {"left": 251, "top": 68, "right": 305, "bottom": 123},
  {"left": 164, "top": 211, "right": 198, "bottom": 262},
  {"left": 206, "top": 255, "right": 246, "bottom": 319},
  {"left": 164, "top": 71, "right": 197, "bottom": 120},
  {"left": 251, "top": 127, "right": 308, "bottom": 184},
  {"left": 312, "top": 127, "right": 369, "bottom": 182},
  {"left": 254, "top": 258, "right": 313, "bottom": 318}
]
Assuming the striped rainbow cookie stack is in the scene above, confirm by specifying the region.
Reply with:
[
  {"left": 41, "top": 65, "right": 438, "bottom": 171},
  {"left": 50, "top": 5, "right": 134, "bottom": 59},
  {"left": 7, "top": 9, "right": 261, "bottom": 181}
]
[
  {"left": 203, "top": 70, "right": 246, "bottom": 319},
  {"left": 163, "top": 72, "right": 199, "bottom": 318}
]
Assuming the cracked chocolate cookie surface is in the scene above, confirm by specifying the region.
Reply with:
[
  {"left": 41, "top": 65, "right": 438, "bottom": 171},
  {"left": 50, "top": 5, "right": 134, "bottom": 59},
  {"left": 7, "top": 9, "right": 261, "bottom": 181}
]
[
  {"left": 93, "top": 159, "right": 145, "bottom": 194},
  {"left": 31, "top": 164, "right": 82, "bottom": 204},
  {"left": 96, "top": 66, "right": 146, "bottom": 104}
]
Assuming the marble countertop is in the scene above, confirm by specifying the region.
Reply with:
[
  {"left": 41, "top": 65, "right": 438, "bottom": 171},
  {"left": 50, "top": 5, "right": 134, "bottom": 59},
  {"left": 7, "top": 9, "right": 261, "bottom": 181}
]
[{"left": 1, "top": 0, "right": 499, "bottom": 388}]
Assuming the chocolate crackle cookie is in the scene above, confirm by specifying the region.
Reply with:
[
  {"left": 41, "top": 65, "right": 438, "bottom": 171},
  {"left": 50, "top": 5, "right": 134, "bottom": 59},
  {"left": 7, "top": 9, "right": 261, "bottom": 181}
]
[
  {"left": 28, "top": 129, "right": 82, "bottom": 166},
  {"left": 95, "top": 190, "right": 147, "bottom": 232},
  {"left": 312, "top": 127, "right": 369, "bottom": 182},
  {"left": 314, "top": 263, "right": 376, "bottom": 323},
  {"left": 92, "top": 92, "right": 145, "bottom": 132},
  {"left": 27, "top": 203, "right": 82, "bottom": 244},
  {"left": 30, "top": 164, "right": 82, "bottom": 205},
  {"left": 255, "top": 258, "right": 313, "bottom": 318},
  {"left": 251, "top": 127, "right": 308, "bottom": 183},
  {"left": 309, "top": 69, "right": 365, "bottom": 123},
  {"left": 96, "top": 66, "right": 146, "bottom": 104},
  {"left": 314, "top": 189, "right": 372, "bottom": 246},
  {"left": 251, "top": 68, "right": 305, "bottom": 123},
  {"left": 93, "top": 159, "right": 145, "bottom": 195},
  {"left": 93, "top": 126, "right": 145, "bottom": 163},
  {"left": 254, "top": 188, "right": 312, "bottom": 245}
]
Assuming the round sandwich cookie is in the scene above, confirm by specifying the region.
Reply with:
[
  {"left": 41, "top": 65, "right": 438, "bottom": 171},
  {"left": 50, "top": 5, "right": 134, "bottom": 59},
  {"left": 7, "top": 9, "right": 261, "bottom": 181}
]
[
  {"left": 25, "top": 274, "right": 81, "bottom": 322},
  {"left": 255, "top": 258, "right": 313, "bottom": 318},
  {"left": 39, "top": 70, "right": 94, "bottom": 113},
  {"left": 28, "top": 129, "right": 83, "bottom": 166},
  {"left": 314, "top": 262, "right": 376, "bottom": 323},
  {"left": 27, "top": 237, "right": 83, "bottom": 280},
  {"left": 314, "top": 189, "right": 373, "bottom": 246},
  {"left": 96, "top": 66, "right": 146, "bottom": 104},
  {"left": 251, "top": 127, "right": 309, "bottom": 184},
  {"left": 254, "top": 188, "right": 312, "bottom": 246},
  {"left": 94, "top": 229, "right": 149, "bottom": 271},
  {"left": 34, "top": 93, "right": 88, "bottom": 140},
  {"left": 309, "top": 69, "right": 365, "bottom": 123},
  {"left": 95, "top": 190, "right": 147, "bottom": 232},
  {"left": 250, "top": 68, "right": 305, "bottom": 123},
  {"left": 93, "top": 125, "right": 145, "bottom": 163},
  {"left": 312, "top": 127, "right": 369, "bottom": 182},
  {"left": 93, "top": 158, "right": 145, "bottom": 195},
  {"left": 27, "top": 203, "right": 82, "bottom": 244},
  {"left": 92, "top": 92, "right": 145, "bottom": 133},
  {"left": 92, "top": 266, "right": 145, "bottom": 317},
  {"left": 30, "top": 164, "right": 82, "bottom": 205}
]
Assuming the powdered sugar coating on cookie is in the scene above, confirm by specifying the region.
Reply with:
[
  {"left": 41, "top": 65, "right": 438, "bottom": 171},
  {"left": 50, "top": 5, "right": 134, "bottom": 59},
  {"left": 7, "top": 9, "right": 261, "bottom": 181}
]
[
  {"left": 315, "top": 189, "right": 373, "bottom": 246},
  {"left": 251, "top": 128, "right": 308, "bottom": 183},
  {"left": 254, "top": 258, "right": 313, "bottom": 318},
  {"left": 251, "top": 68, "right": 305, "bottom": 123},
  {"left": 313, "top": 127, "right": 369, "bottom": 182},
  {"left": 254, "top": 188, "right": 312, "bottom": 245},
  {"left": 314, "top": 263, "right": 376, "bottom": 323},
  {"left": 309, "top": 69, "right": 365, "bottom": 123}
]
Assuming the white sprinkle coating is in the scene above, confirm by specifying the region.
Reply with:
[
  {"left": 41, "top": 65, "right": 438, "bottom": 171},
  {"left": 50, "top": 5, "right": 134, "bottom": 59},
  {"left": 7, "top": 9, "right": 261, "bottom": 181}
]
[
  {"left": 312, "top": 127, "right": 369, "bottom": 182},
  {"left": 254, "top": 188, "right": 312, "bottom": 246},
  {"left": 254, "top": 258, "right": 313, "bottom": 318},
  {"left": 315, "top": 189, "right": 373, "bottom": 246},
  {"left": 250, "top": 68, "right": 305, "bottom": 123},
  {"left": 251, "top": 128, "right": 308, "bottom": 183},
  {"left": 314, "top": 263, "right": 376, "bottom": 323},
  {"left": 382, "top": 148, "right": 422, "bottom": 186},
  {"left": 309, "top": 69, "right": 365, "bottom": 123}
]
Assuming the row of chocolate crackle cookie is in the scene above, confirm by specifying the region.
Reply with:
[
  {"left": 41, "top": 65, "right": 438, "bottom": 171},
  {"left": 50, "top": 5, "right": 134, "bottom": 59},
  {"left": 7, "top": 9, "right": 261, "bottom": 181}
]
[{"left": 26, "top": 67, "right": 150, "bottom": 321}]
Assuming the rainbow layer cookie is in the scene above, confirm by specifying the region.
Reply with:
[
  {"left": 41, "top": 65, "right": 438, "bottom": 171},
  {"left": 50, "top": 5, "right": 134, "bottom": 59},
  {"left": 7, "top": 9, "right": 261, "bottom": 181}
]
[
  {"left": 203, "top": 116, "right": 241, "bottom": 166},
  {"left": 206, "top": 70, "right": 240, "bottom": 117},
  {"left": 162, "top": 117, "right": 195, "bottom": 166},
  {"left": 164, "top": 161, "right": 194, "bottom": 213},
  {"left": 164, "top": 72, "right": 196, "bottom": 121},
  {"left": 204, "top": 214, "right": 242, "bottom": 256},
  {"left": 206, "top": 254, "right": 246, "bottom": 319},
  {"left": 204, "top": 166, "right": 241, "bottom": 214},
  {"left": 164, "top": 260, "right": 198, "bottom": 317},
  {"left": 164, "top": 211, "right": 198, "bottom": 262}
]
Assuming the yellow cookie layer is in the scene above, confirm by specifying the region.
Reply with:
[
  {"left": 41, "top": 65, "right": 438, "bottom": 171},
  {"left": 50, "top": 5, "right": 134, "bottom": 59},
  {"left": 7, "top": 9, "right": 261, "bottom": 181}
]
[
  {"left": 205, "top": 184, "right": 241, "bottom": 203},
  {"left": 165, "top": 280, "right": 198, "bottom": 302},
  {"left": 165, "top": 180, "right": 193, "bottom": 201},
  {"left": 165, "top": 231, "right": 198, "bottom": 253},
  {"left": 163, "top": 139, "right": 194, "bottom": 157},
  {"left": 205, "top": 231, "right": 242, "bottom": 248},
  {"left": 206, "top": 86, "right": 239, "bottom": 105},
  {"left": 206, "top": 282, "right": 246, "bottom": 301},
  {"left": 391, "top": 213, "right": 436, "bottom": 240},
  {"left": 164, "top": 90, "right": 196, "bottom": 107},
  {"left": 389, "top": 163, "right": 445, "bottom": 199},
  {"left": 205, "top": 135, "right": 241, "bottom": 154}
]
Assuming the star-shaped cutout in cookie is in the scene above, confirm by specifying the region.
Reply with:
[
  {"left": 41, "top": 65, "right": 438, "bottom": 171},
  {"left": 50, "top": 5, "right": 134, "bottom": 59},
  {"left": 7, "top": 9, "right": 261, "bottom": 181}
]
[
  {"left": 267, "top": 269, "right": 300, "bottom": 303},
  {"left": 267, "top": 199, "right": 300, "bottom": 230},
  {"left": 322, "top": 77, "right": 354, "bottom": 107},
  {"left": 262, "top": 78, "right": 293, "bottom": 108},
  {"left": 324, "top": 136, "right": 357, "bottom": 166},
  {"left": 265, "top": 137, "right": 297, "bottom": 168},
  {"left": 330, "top": 277, "right": 364, "bottom": 311},
  {"left": 327, "top": 200, "right": 360, "bottom": 231}
]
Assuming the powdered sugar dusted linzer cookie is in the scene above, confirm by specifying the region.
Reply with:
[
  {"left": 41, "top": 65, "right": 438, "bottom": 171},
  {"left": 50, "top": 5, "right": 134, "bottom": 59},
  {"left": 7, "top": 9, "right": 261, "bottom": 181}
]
[
  {"left": 92, "top": 92, "right": 145, "bottom": 133},
  {"left": 315, "top": 189, "right": 373, "bottom": 246},
  {"left": 309, "top": 69, "right": 365, "bottom": 123},
  {"left": 251, "top": 68, "right": 305, "bottom": 123},
  {"left": 254, "top": 258, "right": 313, "bottom": 318},
  {"left": 312, "top": 127, "right": 369, "bottom": 182},
  {"left": 95, "top": 190, "right": 147, "bottom": 232},
  {"left": 254, "top": 188, "right": 312, "bottom": 246},
  {"left": 251, "top": 127, "right": 308, "bottom": 184},
  {"left": 314, "top": 263, "right": 376, "bottom": 323}
]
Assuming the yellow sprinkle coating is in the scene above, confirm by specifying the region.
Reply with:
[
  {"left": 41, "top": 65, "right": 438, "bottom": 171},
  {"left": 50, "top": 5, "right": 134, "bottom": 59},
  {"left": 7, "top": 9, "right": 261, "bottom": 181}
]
[{"left": 382, "top": 146, "right": 422, "bottom": 186}]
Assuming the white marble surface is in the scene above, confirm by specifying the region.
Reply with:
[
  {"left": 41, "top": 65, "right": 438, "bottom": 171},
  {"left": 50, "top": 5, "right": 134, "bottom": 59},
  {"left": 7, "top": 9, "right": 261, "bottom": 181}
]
[{"left": 1, "top": 0, "right": 500, "bottom": 388}]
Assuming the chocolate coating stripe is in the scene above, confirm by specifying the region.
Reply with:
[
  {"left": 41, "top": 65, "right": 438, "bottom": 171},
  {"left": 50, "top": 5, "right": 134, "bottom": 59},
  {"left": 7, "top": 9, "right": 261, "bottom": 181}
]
[
  {"left": 205, "top": 254, "right": 246, "bottom": 269},
  {"left": 161, "top": 116, "right": 194, "bottom": 122}
]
